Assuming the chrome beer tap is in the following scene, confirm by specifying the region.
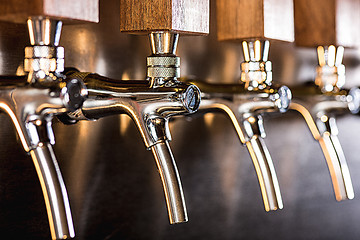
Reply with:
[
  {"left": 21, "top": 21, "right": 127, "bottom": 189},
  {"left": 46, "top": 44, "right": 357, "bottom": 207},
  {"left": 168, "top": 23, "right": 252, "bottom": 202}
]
[
  {"left": 0, "top": 17, "right": 87, "bottom": 239},
  {"left": 290, "top": 45, "right": 356, "bottom": 201},
  {"left": 186, "top": 40, "right": 291, "bottom": 211},
  {"left": 62, "top": 31, "right": 201, "bottom": 224}
]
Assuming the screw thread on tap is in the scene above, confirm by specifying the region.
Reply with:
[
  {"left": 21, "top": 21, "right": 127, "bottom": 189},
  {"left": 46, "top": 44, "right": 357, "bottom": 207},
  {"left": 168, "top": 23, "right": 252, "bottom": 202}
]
[
  {"left": 240, "top": 40, "right": 272, "bottom": 90},
  {"left": 147, "top": 31, "right": 180, "bottom": 87},
  {"left": 315, "top": 45, "right": 345, "bottom": 93},
  {"left": 25, "top": 16, "right": 65, "bottom": 85}
]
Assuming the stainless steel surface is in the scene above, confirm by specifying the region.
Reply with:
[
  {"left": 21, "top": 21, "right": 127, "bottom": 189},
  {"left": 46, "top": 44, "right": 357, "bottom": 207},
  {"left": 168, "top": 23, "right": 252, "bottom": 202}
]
[
  {"left": 181, "top": 40, "right": 290, "bottom": 211},
  {"left": 1, "top": 0, "right": 360, "bottom": 239},
  {"left": 63, "top": 31, "right": 201, "bottom": 224},
  {"left": 0, "top": 17, "right": 87, "bottom": 239},
  {"left": 151, "top": 141, "right": 187, "bottom": 223},
  {"left": 149, "top": 32, "right": 178, "bottom": 55},
  {"left": 27, "top": 17, "right": 62, "bottom": 46},
  {"left": 30, "top": 143, "right": 75, "bottom": 239},
  {"left": 186, "top": 80, "right": 288, "bottom": 211},
  {"left": 289, "top": 45, "right": 355, "bottom": 201}
]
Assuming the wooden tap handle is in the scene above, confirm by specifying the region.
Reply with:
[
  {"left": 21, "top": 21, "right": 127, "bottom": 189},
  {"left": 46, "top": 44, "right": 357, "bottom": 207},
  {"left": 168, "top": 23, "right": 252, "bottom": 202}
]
[
  {"left": 120, "top": 0, "right": 209, "bottom": 35},
  {"left": 294, "top": 0, "right": 360, "bottom": 48},
  {"left": 0, "top": 0, "right": 99, "bottom": 24},
  {"left": 216, "top": 0, "right": 294, "bottom": 42}
]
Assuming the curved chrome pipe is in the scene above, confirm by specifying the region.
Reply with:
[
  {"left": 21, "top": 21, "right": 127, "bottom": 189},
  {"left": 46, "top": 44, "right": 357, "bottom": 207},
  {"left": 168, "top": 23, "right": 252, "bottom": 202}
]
[
  {"left": 151, "top": 141, "right": 187, "bottom": 223},
  {"left": 246, "top": 136, "right": 283, "bottom": 211},
  {"left": 186, "top": 81, "right": 291, "bottom": 211},
  {"left": 0, "top": 77, "right": 86, "bottom": 239},
  {"left": 290, "top": 94, "right": 354, "bottom": 201},
  {"left": 319, "top": 133, "right": 354, "bottom": 200},
  {"left": 63, "top": 71, "right": 201, "bottom": 224},
  {"left": 30, "top": 144, "right": 75, "bottom": 239}
]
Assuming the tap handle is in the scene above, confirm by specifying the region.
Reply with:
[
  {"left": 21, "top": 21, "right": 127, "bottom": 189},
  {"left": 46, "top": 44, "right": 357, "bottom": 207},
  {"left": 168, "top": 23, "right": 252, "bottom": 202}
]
[
  {"left": 0, "top": 0, "right": 98, "bottom": 24},
  {"left": 216, "top": 0, "right": 294, "bottom": 42},
  {"left": 317, "top": 116, "right": 354, "bottom": 200},
  {"left": 151, "top": 141, "right": 188, "bottom": 224},
  {"left": 120, "top": 0, "right": 209, "bottom": 35},
  {"left": 294, "top": 0, "right": 360, "bottom": 48}
]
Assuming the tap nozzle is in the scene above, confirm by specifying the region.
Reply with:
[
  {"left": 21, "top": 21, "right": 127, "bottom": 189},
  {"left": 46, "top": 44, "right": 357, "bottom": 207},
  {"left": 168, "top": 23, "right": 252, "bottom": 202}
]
[
  {"left": 316, "top": 115, "right": 354, "bottom": 200},
  {"left": 315, "top": 45, "right": 345, "bottom": 93},
  {"left": 241, "top": 40, "right": 272, "bottom": 90}
]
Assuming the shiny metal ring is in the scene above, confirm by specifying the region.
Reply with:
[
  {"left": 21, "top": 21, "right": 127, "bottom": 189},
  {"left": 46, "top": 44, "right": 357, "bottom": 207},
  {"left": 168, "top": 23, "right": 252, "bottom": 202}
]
[{"left": 147, "top": 56, "right": 180, "bottom": 67}]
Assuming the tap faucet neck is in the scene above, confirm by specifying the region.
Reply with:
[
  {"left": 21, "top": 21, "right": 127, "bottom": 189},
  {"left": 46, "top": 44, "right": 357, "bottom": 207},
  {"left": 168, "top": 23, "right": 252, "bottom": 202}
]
[
  {"left": 315, "top": 45, "right": 345, "bottom": 93},
  {"left": 147, "top": 31, "right": 180, "bottom": 88},
  {"left": 240, "top": 40, "right": 272, "bottom": 91},
  {"left": 25, "top": 17, "right": 65, "bottom": 86}
]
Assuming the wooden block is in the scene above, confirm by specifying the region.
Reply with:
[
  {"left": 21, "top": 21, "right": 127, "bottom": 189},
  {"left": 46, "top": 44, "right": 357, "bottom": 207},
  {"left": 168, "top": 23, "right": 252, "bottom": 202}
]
[
  {"left": 294, "top": 0, "right": 360, "bottom": 48},
  {"left": 120, "top": 0, "right": 209, "bottom": 35},
  {"left": 216, "top": 0, "right": 294, "bottom": 42},
  {"left": 0, "top": 0, "right": 99, "bottom": 24}
]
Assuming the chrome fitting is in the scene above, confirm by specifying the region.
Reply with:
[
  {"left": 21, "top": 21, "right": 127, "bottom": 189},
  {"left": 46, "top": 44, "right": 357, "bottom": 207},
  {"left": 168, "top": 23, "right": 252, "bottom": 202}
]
[
  {"left": 147, "top": 56, "right": 180, "bottom": 79},
  {"left": 241, "top": 40, "right": 272, "bottom": 90},
  {"left": 271, "top": 86, "right": 292, "bottom": 113},
  {"left": 25, "top": 17, "right": 65, "bottom": 85},
  {"left": 24, "top": 46, "right": 65, "bottom": 83},
  {"left": 147, "top": 31, "right": 180, "bottom": 87},
  {"left": 180, "top": 85, "right": 201, "bottom": 113},
  {"left": 348, "top": 87, "right": 360, "bottom": 114},
  {"left": 315, "top": 46, "right": 345, "bottom": 93}
]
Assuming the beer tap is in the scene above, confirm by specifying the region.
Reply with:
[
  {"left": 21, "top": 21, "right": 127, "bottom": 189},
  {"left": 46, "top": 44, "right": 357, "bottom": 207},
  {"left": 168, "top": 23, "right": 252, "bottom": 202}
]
[
  {"left": 291, "top": 0, "right": 360, "bottom": 201},
  {"left": 0, "top": 1, "right": 98, "bottom": 239},
  {"left": 183, "top": 0, "right": 294, "bottom": 211},
  {"left": 60, "top": 0, "right": 208, "bottom": 224}
]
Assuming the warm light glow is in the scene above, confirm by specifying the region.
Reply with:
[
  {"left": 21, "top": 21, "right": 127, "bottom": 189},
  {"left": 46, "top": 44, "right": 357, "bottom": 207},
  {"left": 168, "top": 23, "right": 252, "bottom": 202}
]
[
  {"left": 119, "top": 114, "right": 132, "bottom": 135},
  {"left": 35, "top": 119, "right": 42, "bottom": 126},
  {"left": 164, "top": 32, "right": 170, "bottom": 53},
  {"left": 205, "top": 103, "right": 246, "bottom": 143},
  {"left": 242, "top": 41, "right": 250, "bottom": 62},
  {"left": 289, "top": 103, "right": 321, "bottom": 139},
  {"left": 317, "top": 46, "right": 325, "bottom": 66},
  {"left": 0, "top": 103, "right": 29, "bottom": 151},
  {"left": 318, "top": 137, "right": 343, "bottom": 201},
  {"left": 255, "top": 40, "right": 261, "bottom": 61},
  {"left": 328, "top": 45, "right": 336, "bottom": 67},
  {"left": 27, "top": 19, "right": 35, "bottom": 45},
  {"left": 248, "top": 116, "right": 256, "bottom": 124},
  {"left": 320, "top": 115, "right": 328, "bottom": 122},
  {"left": 204, "top": 113, "right": 216, "bottom": 127},
  {"left": 121, "top": 71, "right": 131, "bottom": 81}
]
